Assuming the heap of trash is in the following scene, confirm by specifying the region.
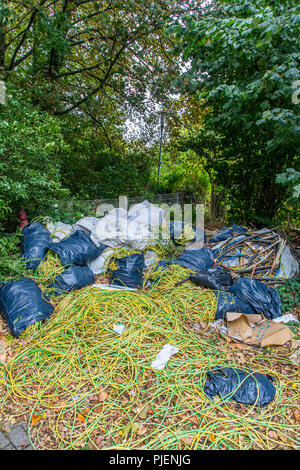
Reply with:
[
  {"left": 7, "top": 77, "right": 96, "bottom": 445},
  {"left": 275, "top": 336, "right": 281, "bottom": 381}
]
[
  {"left": 0, "top": 200, "right": 299, "bottom": 450},
  {"left": 1, "top": 200, "right": 298, "bottom": 338}
]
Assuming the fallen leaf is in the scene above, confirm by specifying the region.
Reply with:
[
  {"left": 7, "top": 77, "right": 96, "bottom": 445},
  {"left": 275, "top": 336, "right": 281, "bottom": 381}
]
[
  {"left": 208, "top": 433, "right": 215, "bottom": 442},
  {"left": 98, "top": 390, "right": 108, "bottom": 402},
  {"left": 0, "top": 338, "right": 6, "bottom": 363},
  {"left": 137, "top": 427, "right": 147, "bottom": 436},
  {"left": 78, "top": 413, "right": 86, "bottom": 422},
  {"left": 121, "top": 422, "right": 139, "bottom": 439},
  {"left": 137, "top": 405, "right": 149, "bottom": 419},
  {"left": 182, "top": 436, "right": 194, "bottom": 446},
  {"left": 293, "top": 409, "right": 300, "bottom": 422},
  {"left": 268, "top": 431, "right": 278, "bottom": 439},
  {"left": 228, "top": 342, "right": 246, "bottom": 349},
  {"left": 278, "top": 432, "right": 288, "bottom": 443},
  {"left": 31, "top": 413, "right": 45, "bottom": 426},
  {"left": 189, "top": 416, "right": 198, "bottom": 425}
]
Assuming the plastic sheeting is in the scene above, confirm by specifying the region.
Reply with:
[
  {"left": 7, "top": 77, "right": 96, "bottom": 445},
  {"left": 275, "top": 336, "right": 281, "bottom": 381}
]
[
  {"left": 47, "top": 266, "right": 95, "bottom": 296},
  {"left": 189, "top": 268, "right": 233, "bottom": 291},
  {"left": 21, "top": 222, "right": 52, "bottom": 270},
  {"left": 0, "top": 278, "right": 54, "bottom": 337},
  {"left": 49, "top": 230, "right": 107, "bottom": 267},
  {"left": 209, "top": 225, "right": 247, "bottom": 244},
  {"left": 46, "top": 220, "right": 75, "bottom": 243},
  {"left": 229, "top": 278, "right": 281, "bottom": 320},
  {"left": 277, "top": 245, "right": 299, "bottom": 278},
  {"left": 128, "top": 200, "right": 165, "bottom": 227},
  {"left": 110, "top": 253, "right": 144, "bottom": 289},
  {"left": 88, "top": 248, "right": 115, "bottom": 275},
  {"left": 92, "top": 208, "right": 159, "bottom": 250},
  {"left": 213, "top": 290, "right": 255, "bottom": 320},
  {"left": 204, "top": 367, "right": 276, "bottom": 407},
  {"left": 174, "top": 247, "right": 214, "bottom": 272}
]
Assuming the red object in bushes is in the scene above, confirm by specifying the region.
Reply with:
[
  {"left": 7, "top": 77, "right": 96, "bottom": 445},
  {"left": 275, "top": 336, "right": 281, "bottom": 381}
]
[{"left": 18, "top": 209, "right": 29, "bottom": 229}]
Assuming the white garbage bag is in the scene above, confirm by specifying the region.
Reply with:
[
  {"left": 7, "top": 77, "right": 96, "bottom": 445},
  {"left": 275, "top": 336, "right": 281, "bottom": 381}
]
[
  {"left": 73, "top": 216, "right": 99, "bottom": 235},
  {"left": 128, "top": 200, "right": 165, "bottom": 228},
  {"left": 45, "top": 220, "right": 75, "bottom": 242}
]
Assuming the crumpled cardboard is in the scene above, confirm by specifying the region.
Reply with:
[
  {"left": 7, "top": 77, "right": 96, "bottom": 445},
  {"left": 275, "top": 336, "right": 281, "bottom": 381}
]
[{"left": 226, "top": 312, "right": 294, "bottom": 347}]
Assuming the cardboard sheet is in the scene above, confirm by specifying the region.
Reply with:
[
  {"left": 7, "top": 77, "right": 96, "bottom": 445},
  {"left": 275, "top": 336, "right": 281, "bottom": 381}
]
[{"left": 226, "top": 312, "right": 293, "bottom": 347}]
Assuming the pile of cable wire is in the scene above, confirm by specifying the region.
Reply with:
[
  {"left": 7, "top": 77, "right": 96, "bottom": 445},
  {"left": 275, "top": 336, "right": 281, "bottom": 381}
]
[
  {"left": 0, "top": 263, "right": 299, "bottom": 450},
  {"left": 212, "top": 228, "right": 296, "bottom": 285}
]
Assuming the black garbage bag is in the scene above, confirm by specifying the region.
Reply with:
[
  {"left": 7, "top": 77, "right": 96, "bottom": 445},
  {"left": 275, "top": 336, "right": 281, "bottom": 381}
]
[
  {"left": 209, "top": 225, "right": 247, "bottom": 244},
  {"left": 47, "top": 266, "right": 95, "bottom": 296},
  {"left": 110, "top": 254, "right": 144, "bottom": 288},
  {"left": 174, "top": 247, "right": 214, "bottom": 272},
  {"left": 229, "top": 278, "right": 281, "bottom": 320},
  {"left": 49, "top": 230, "right": 107, "bottom": 267},
  {"left": 0, "top": 278, "right": 54, "bottom": 337},
  {"left": 204, "top": 367, "right": 276, "bottom": 407},
  {"left": 21, "top": 222, "right": 52, "bottom": 270},
  {"left": 189, "top": 268, "right": 233, "bottom": 291},
  {"left": 213, "top": 290, "right": 255, "bottom": 320}
]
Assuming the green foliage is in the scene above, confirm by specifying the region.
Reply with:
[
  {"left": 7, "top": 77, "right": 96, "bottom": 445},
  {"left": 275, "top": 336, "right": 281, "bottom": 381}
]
[
  {"left": 275, "top": 168, "right": 300, "bottom": 227},
  {"left": 278, "top": 278, "right": 300, "bottom": 314},
  {"left": 60, "top": 134, "right": 153, "bottom": 201},
  {"left": 276, "top": 168, "right": 300, "bottom": 199},
  {"left": 0, "top": 87, "right": 70, "bottom": 231},
  {"left": 0, "top": 231, "right": 28, "bottom": 283},
  {"left": 170, "top": 0, "right": 300, "bottom": 224}
]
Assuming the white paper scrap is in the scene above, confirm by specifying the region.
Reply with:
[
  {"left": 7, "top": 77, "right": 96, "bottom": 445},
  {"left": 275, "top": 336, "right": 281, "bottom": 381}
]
[{"left": 151, "top": 344, "right": 179, "bottom": 371}]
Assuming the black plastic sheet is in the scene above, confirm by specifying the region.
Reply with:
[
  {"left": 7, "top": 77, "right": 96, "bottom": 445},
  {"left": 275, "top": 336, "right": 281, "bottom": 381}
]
[
  {"left": 209, "top": 225, "right": 247, "bottom": 244},
  {"left": 50, "top": 230, "right": 106, "bottom": 267},
  {"left": 189, "top": 268, "right": 233, "bottom": 291},
  {"left": 213, "top": 290, "right": 255, "bottom": 320},
  {"left": 229, "top": 278, "right": 281, "bottom": 320},
  {"left": 110, "top": 254, "right": 144, "bottom": 289},
  {"left": 47, "top": 266, "right": 95, "bottom": 296},
  {"left": 0, "top": 278, "right": 54, "bottom": 337},
  {"left": 174, "top": 247, "right": 214, "bottom": 272},
  {"left": 21, "top": 222, "right": 52, "bottom": 270},
  {"left": 204, "top": 367, "right": 276, "bottom": 407}
]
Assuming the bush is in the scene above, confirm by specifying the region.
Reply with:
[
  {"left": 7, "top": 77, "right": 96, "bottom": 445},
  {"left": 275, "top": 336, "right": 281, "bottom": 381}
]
[
  {"left": 0, "top": 231, "right": 28, "bottom": 283},
  {"left": 0, "top": 87, "right": 69, "bottom": 231}
]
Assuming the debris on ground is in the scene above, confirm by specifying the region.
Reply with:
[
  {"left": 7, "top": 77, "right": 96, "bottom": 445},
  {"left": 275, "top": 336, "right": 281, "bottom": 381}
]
[{"left": 0, "top": 201, "right": 299, "bottom": 450}]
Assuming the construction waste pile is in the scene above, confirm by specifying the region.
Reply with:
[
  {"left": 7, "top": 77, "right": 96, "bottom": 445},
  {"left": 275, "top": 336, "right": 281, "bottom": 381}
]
[{"left": 0, "top": 200, "right": 299, "bottom": 450}]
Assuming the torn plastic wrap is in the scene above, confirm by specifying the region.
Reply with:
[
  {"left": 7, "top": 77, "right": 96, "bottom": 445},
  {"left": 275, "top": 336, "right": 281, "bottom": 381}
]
[
  {"left": 45, "top": 220, "right": 75, "bottom": 243},
  {"left": 88, "top": 248, "right": 115, "bottom": 275},
  {"left": 110, "top": 253, "right": 144, "bottom": 289},
  {"left": 73, "top": 216, "right": 99, "bottom": 235},
  {"left": 49, "top": 230, "right": 107, "bottom": 267},
  {"left": 229, "top": 278, "right": 281, "bottom": 320},
  {"left": 0, "top": 278, "right": 54, "bottom": 337},
  {"left": 174, "top": 247, "right": 214, "bottom": 272},
  {"left": 189, "top": 268, "right": 233, "bottom": 291},
  {"left": 47, "top": 266, "right": 95, "bottom": 296},
  {"left": 277, "top": 245, "right": 299, "bottom": 278},
  {"left": 21, "top": 222, "right": 53, "bottom": 270},
  {"left": 213, "top": 290, "right": 255, "bottom": 320},
  {"left": 204, "top": 367, "right": 276, "bottom": 407},
  {"left": 209, "top": 225, "right": 247, "bottom": 244}
]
